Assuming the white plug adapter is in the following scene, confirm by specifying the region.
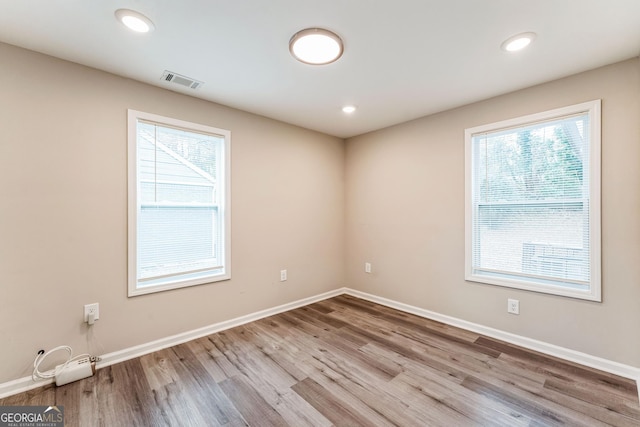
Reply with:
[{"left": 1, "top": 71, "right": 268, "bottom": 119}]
[{"left": 55, "top": 357, "right": 95, "bottom": 386}]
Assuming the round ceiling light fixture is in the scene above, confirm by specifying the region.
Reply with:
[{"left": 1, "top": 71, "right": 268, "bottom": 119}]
[
  {"left": 289, "top": 28, "right": 344, "bottom": 65},
  {"left": 115, "top": 9, "right": 155, "bottom": 33},
  {"left": 342, "top": 105, "right": 356, "bottom": 114},
  {"left": 501, "top": 32, "right": 536, "bottom": 52}
]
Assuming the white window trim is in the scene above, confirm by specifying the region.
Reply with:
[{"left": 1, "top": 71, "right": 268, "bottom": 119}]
[
  {"left": 127, "top": 109, "right": 231, "bottom": 297},
  {"left": 464, "top": 100, "right": 601, "bottom": 301}
]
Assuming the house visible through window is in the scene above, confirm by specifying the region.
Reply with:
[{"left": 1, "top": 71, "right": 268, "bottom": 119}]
[
  {"left": 465, "top": 100, "right": 601, "bottom": 301},
  {"left": 128, "top": 110, "right": 230, "bottom": 296}
]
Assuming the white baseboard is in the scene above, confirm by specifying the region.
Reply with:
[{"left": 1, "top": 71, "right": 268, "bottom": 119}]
[
  {"left": 2, "top": 286, "right": 638, "bottom": 400},
  {"left": 0, "top": 375, "right": 51, "bottom": 401},
  {"left": 0, "top": 288, "right": 344, "bottom": 399},
  {"left": 343, "top": 288, "right": 640, "bottom": 390},
  {"left": 97, "top": 288, "right": 345, "bottom": 369}
]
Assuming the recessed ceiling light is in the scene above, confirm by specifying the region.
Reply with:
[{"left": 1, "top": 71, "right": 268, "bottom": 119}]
[
  {"left": 115, "top": 9, "right": 155, "bottom": 33},
  {"left": 501, "top": 32, "right": 536, "bottom": 52},
  {"left": 342, "top": 105, "right": 356, "bottom": 114},
  {"left": 289, "top": 28, "right": 344, "bottom": 65}
]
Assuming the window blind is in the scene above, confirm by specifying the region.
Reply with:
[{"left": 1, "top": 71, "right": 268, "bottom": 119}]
[
  {"left": 470, "top": 112, "right": 591, "bottom": 290},
  {"left": 136, "top": 121, "right": 224, "bottom": 286}
]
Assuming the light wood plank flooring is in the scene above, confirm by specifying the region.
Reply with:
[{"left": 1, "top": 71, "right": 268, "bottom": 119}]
[{"left": 2, "top": 295, "right": 639, "bottom": 426}]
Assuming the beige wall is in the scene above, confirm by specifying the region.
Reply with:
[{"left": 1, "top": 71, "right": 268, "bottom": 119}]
[
  {"left": 345, "top": 58, "right": 640, "bottom": 366},
  {"left": 0, "top": 42, "right": 345, "bottom": 384},
  {"left": 1, "top": 39, "right": 638, "bottom": 387}
]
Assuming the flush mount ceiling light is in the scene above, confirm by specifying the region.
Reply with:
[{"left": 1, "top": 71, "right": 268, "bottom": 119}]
[
  {"left": 115, "top": 9, "right": 155, "bottom": 33},
  {"left": 289, "top": 28, "right": 344, "bottom": 65},
  {"left": 342, "top": 105, "right": 356, "bottom": 114},
  {"left": 501, "top": 32, "right": 536, "bottom": 52}
]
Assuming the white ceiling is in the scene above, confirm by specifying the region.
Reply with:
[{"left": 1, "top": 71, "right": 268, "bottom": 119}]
[{"left": 1, "top": 1, "right": 639, "bottom": 138}]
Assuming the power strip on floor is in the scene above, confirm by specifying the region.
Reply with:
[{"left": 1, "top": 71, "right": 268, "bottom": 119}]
[{"left": 55, "top": 357, "right": 96, "bottom": 386}]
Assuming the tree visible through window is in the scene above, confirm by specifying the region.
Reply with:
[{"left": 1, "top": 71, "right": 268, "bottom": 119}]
[
  {"left": 465, "top": 101, "right": 601, "bottom": 301},
  {"left": 128, "top": 110, "right": 231, "bottom": 296}
]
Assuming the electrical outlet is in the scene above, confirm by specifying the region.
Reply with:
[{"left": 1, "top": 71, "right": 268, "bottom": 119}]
[
  {"left": 84, "top": 303, "right": 99, "bottom": 322},
  {"left": 507, "top": 299, "right": 519, "bottom": 315},
  {"left": 280, "top": 269, "right": 287, "bottom": 281},
  {"left": 365, "top": 262, "right": 372, "bottom": 273}
]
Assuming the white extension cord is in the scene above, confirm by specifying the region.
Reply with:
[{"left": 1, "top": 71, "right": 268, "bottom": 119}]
[{"left": 32, "top": 346, "right": 99, "bottom": 386}]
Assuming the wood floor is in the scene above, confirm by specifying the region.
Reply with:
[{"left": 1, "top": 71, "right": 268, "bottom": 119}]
[{"left": 2, "top": 295, "right": 639, "bottom": 426}]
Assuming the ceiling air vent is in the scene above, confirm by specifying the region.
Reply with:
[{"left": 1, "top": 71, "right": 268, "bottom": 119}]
[{"left": 161, "top": 70, "right": 203, "bottom": 90}]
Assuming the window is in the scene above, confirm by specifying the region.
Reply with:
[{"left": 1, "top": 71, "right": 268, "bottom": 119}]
[
  {"left": 465, "top": 100, "right": 601, "bottom": 301},
  {"left": 128, "top": 110, "right": 230, "bottom": 296}
]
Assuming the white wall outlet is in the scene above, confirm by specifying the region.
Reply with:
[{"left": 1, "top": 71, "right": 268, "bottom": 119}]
[
  {"left": 507, "top": 298, "right": 520, "bottom": 315},
  {"left": 84, "top": 303, "right": 99, "bottom": 322},
  {"left": 365, "top": 262, "right": 372, "bottom": 273},
  {"left": 280, "top": 269, "right": 287, "bottom": 281}
]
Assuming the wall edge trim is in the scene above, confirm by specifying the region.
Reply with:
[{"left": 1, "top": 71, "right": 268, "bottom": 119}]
[
  {"left": 343, "top": 288, "right": 640, "bottom": 386},
  {"left": 0, "top": 287, "right": 346, "bottom": 399},
  {"left": 2, "top": 286, "right": 638, "bottom": 399}
]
